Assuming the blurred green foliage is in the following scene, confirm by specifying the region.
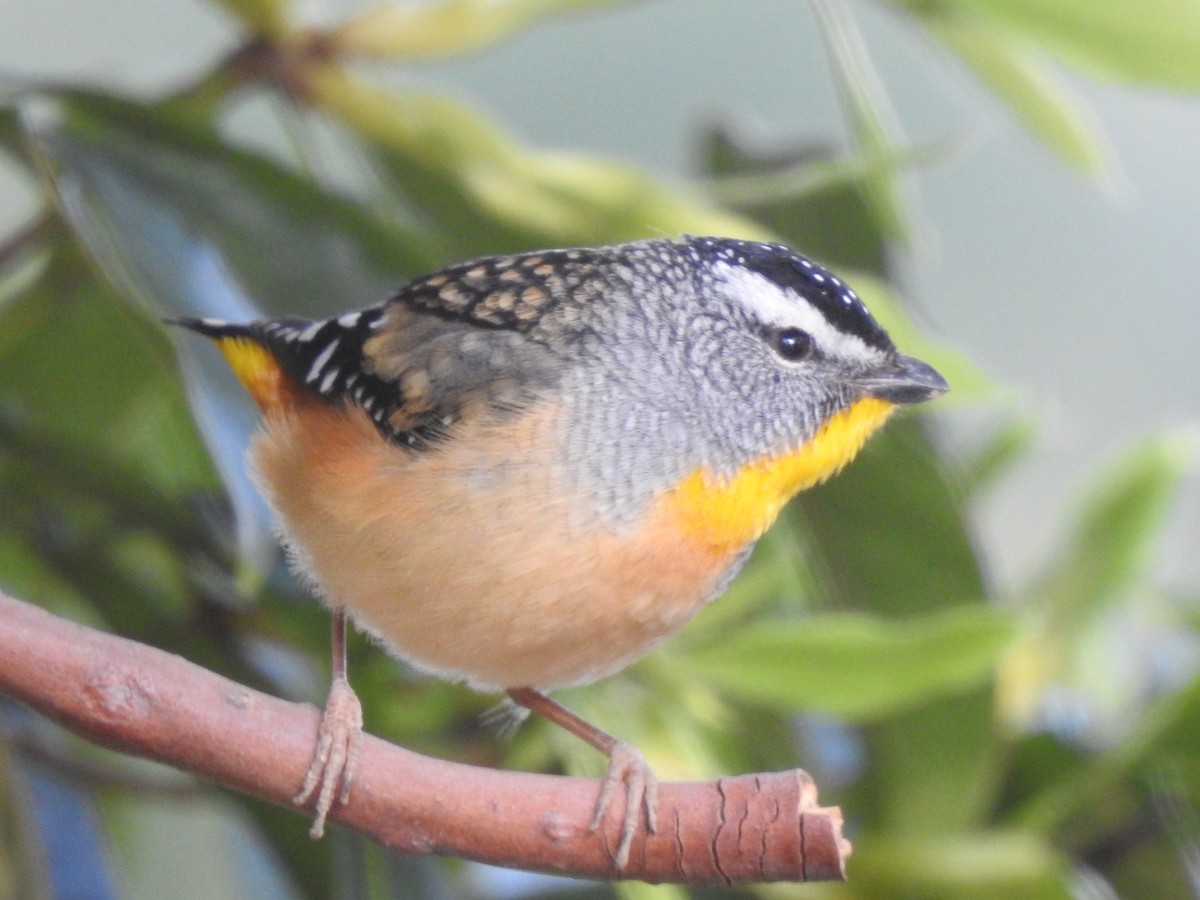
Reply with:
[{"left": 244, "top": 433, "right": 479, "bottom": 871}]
[{"left": 1, "top": 1, "right": 1197, "bottom": 898}]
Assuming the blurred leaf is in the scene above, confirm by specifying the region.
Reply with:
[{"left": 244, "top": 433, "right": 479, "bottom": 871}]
[
  {"left": 798, "top": 417, "right": 985, "bottom": 618},
  {"left": 14, "top": 89, "right": 440, "bottom": 576},
  {"left": 797, "top": 417, "right": 1001, "bottom": 831},
  {"left": 923, "top": 15, "right": 1116, "bottom": 178},
  {"left": 670, "top": 606, "right": 1013, "bottom": 720},
  {"left": 1106, "top": 831, "right": 1199, "bottom": 900},
  {"left": 999, "top": 432, "right": 1195, "bottom": 728},
  {"left": 867, "top": 690, "right": 1005, "bottom": 836},
  {"left": 953, "top": 416, "right": 1036, "bottom": 499},
  {"left": 1013, "top": 665, "right": 1200, "bottom": 835},
  {"left": 0, "top": 412, "right": 220, "bottom": 560},
  {"left": 899, "top": 0, "right": 1200, "bottom": 91},
  {"left": 0, "top": 739, "right": 54, "bottom": 900},
  {"left": 701, "top": 126, "right": 970, "bottom": 276},
  {"left": 699, "top": 126, "right": 890, "bottom": 277},
  {"left": 212, "top": 0, "right": 291, "bottom": 37},
  {"left": 0, "top": 106, "right": 22, "bottom": 161},
  {"left": 849, "top": 830, "right": 1072, "bottom": 899},
  {"left": 0, "top": 239, "right": 214, "bottom": 496},
  {"left": 617, "top": 879, "right": 688, "bottom": 900},
  {"left": 302, "top": 65, "right": 767, "bottom": 257},
  {"left": 812, "top": 0, "right": 916, "bottom": 244},
  {"left": 1037, "top": 432, "right": 1194, "bottom": 620},
  {"left": 330, "top": 0, "right": 635, "bottom": 59},
  {"left": 999, "top": 733, "right": 1087, "bottom": 821},
  {"left": 16, "top": 90, "right": 435, "bottom": 320}
]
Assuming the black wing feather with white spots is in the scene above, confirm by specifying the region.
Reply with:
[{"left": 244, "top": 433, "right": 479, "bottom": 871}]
[
  {"left": 173, "top": 310, "right": 429, "bottom": 444},
  {"left": 174, "top": 259, "right": 566, "bottom": 450},
  {"left": 256, "top": 310, "right": 402, "bottom": 424}
]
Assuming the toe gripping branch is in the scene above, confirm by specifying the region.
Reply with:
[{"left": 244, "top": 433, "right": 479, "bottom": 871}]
[{"left": 503, "top": 687, "right": 850, "bottom": 881}]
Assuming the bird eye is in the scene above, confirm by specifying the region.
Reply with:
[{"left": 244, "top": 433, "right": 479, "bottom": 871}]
[{"left": 770, "top": 327, "right": 813, "bottom": 362}]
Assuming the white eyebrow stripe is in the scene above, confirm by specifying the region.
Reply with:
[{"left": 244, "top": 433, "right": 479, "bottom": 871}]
[{"left": 713, "top": 262, "right": 885, "bottom": 364}]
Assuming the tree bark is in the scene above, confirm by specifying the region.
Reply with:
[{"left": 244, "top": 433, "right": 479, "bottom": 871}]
[{"left": 0, "top": 589, "right": 849, "bottom": 884}]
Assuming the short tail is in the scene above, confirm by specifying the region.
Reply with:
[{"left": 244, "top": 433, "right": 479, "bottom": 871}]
[{"left": 169, "top": 317, "right": 299, "bottom": 413}]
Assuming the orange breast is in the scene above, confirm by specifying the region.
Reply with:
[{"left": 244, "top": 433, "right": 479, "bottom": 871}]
[{"left": 250, "top": 401, "right": 744, "bottom": 691}]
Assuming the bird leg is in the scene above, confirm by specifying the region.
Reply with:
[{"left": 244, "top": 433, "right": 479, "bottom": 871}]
[
  {"left": 507, "top": 686, "right": 658, "bottom": 869},
  {"left": 294, "top": 606, "right": 364, "bottom": 837}
]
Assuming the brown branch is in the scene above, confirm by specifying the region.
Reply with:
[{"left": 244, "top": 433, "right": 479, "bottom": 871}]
[{"left": 0, "top": 589, "right": 850, "bottom": 884}]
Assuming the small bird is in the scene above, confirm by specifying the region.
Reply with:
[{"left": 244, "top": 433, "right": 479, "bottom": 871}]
[{"left": 174, "top": 236, "right": 947, "bottom": 867}]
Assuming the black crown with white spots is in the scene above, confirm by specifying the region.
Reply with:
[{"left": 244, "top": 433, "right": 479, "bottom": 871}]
[{"left": 686, "top": 236, "right": 893, "bottom": 353}]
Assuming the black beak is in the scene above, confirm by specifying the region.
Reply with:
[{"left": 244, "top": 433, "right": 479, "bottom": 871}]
[{"left": 855, "top": 355, "right": 949, "bottom": 405}]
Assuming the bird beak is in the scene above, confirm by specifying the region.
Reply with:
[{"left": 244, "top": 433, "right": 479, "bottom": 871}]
[{"left": 855, "top": 355, "right": 949, "bottom": 405}]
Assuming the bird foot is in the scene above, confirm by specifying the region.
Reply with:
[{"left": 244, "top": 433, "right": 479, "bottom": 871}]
[
  {"left": 590, "top": 740, "right": 658, "bottom": 870},
  {"left": 293, "top": 675, "right": 364, "bottom": 838}
]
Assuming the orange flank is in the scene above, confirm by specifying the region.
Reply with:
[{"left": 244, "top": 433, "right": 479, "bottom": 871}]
[
  {"left": 211, "top": 335, "right": 301, "bottom": 413},
  {"left": 670, "top": 396, "right": 896, "bottom": 553}
]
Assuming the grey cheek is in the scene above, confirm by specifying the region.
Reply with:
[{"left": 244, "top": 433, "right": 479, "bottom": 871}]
[
  {"left": 680, "top": 313, "right": 746, "bottom": 372},
  {"left": 684, "top": 326, "right": 724, "bottom": 370}
]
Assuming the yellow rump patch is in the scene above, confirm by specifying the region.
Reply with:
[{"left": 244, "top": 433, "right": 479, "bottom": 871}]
[
  {"left": 211, "top": 335, "right": 292, "bottom": 412},
  {"left": 669, "top": 397, "right": 896, "bottom": 554}
]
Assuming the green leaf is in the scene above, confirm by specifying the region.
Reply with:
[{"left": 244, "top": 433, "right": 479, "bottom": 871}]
[
  {"left": 954, "top": 416, "right": 1037, "bottom": 498},
  {"left": 907, "top": 0, "right": 1200, "bottom": 91},
  {"left": 798, "top": 417, "right": 986, "bottom": 617},
  {"left": 0, "top": 239, "right": 214, "bottom": 497},
  {"left": 812, "top": 0, "right": 916, "bottom": 244},
  {"left": 1013, "top": 666, "right": 1200, "bottom": 834},
  {"left": 1022, "top": 431, "right": 1195, "bottom": 632},
  {"left": 701, "top": 126, "right": 971, "bottom": 276},
  {"left": 671, "top": 606, "right": 1013, "bottom": 720},
  {"left": 924, "top": 15, "right": 1116, "bottom": 177},
  {"left": 0, "top": 105, "right": 23, "bottom": 162},
  {"left": 14, "top": 89, "right": 441, "bottom": 574},
  {"left": 849, "top": 830, "right": 1072, "bottom": 899},
  {"left": 305, "top": 66, "right": 768, "bottom": 258},
  {"left": 210, "top": 0, "right": 292, "bottom": 37},
  {"left": 616, "top": 880, "right": 689, "bottom": 900},
  {"left": 798, "top": 417, "right": 1000, "bottom": 831},
  {"left": 999, "top": 431, "right": 1195, "bottom": 732},
  {"left": 331, "top": 0, "right": 635, "bottom": 59},
  {"left": 17, "top": 91, "right": 436, "bottom": 320},
  {"left": 699, "top": 125, "right": 890, "bottom": 277},
  {"left": 0, "top": 411, "right": 220, "bottom": 560}
]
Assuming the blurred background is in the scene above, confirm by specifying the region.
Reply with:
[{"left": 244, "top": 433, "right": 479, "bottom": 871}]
[
  {"left": 1, "top": 1, "right": 1198, "bottom": 898},
  {"left": 4, "top": 0, "right": 1199, "bottom": 588}
]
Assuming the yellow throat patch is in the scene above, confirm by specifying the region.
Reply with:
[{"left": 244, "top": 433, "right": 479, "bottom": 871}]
[{"left": 670, "top": 396, "right": 896, "bottom": 554}]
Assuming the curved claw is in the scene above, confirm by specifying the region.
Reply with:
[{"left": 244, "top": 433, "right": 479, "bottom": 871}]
[
  {"left": 293, "top": 676, "right": 364, "bottom": 838},
  {"left": 589, "top": 740, "right": 659, "bottom": 869}
]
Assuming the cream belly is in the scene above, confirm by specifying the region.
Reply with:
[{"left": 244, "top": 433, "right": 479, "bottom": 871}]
[{"left": 252, "top": 400, "right": 740, "bottom": 691}]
